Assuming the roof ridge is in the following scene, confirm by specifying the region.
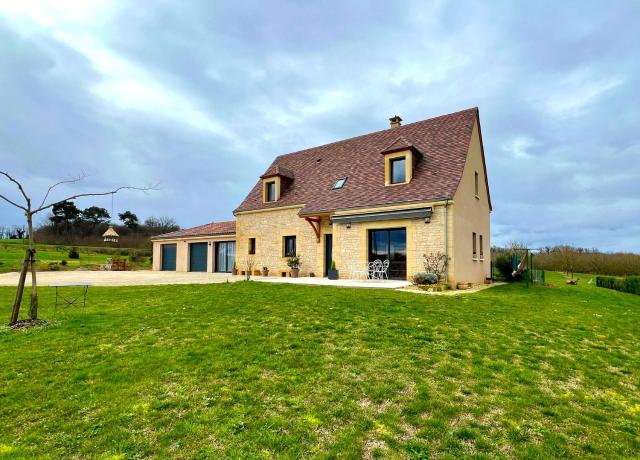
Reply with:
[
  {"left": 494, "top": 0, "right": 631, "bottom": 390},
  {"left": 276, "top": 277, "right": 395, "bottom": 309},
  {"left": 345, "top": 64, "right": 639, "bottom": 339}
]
[{"left": 272, "top": 107, "right": 478, "bottom": 160}]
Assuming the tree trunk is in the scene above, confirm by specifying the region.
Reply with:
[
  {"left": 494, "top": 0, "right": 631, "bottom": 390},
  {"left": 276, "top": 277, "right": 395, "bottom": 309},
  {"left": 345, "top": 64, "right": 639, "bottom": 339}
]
[
  {"left": 27, "top": 215, "right": 39, "bottom": 320},
  {"left": 10, "top": 249, "right": 30, "bottom": 325}
]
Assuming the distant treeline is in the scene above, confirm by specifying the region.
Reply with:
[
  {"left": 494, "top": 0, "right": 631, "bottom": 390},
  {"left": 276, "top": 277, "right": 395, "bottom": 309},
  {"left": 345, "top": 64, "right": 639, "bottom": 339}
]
[
  {"left": 493, "top": 244, "right": 640, "bottom": 277},
  {"left": 31, "top": 200, "right": 180, "bottom": 248}
]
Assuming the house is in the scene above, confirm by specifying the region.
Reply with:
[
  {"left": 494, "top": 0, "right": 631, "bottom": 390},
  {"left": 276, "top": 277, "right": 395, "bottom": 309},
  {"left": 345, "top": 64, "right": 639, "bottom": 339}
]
[{"left": 151, "top": 107, "right": 491, "bottom": 285}]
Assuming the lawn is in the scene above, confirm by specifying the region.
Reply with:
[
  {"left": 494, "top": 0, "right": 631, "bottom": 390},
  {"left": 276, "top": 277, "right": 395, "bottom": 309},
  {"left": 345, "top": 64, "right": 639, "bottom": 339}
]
[
  {"left": 0, "top": 239, "right": 150, "bottom": 273},
  {"left": 0, "top": 273, "right": 638, "bottom": 458}
]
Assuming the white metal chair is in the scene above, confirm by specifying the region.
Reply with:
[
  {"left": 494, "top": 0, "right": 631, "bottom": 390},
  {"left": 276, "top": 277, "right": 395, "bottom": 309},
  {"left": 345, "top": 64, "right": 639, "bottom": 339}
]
[
  {"left": 100, "top": 258, "right": 113, "bottom": 271},
  {"left": 380, "top": 259, "right": 390, "bottom": 280},
  {"left": 371, "top": 260, "right": 383, "bottom": 280}
]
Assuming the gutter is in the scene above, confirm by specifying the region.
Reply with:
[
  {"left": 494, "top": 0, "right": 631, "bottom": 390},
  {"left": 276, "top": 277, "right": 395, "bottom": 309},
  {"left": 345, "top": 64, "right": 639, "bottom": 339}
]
[{"left": 444, "top": 199, "right": 449, "bottom": 283}]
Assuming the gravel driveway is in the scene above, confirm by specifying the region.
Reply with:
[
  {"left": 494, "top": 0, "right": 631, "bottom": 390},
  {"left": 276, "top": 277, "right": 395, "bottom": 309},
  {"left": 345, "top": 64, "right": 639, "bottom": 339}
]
[
  {"left": 0, "top": 270, "right": 238, "bottom": 286},
  {"left": 0, "top": 270, "right": 410, "bottom": 288}
]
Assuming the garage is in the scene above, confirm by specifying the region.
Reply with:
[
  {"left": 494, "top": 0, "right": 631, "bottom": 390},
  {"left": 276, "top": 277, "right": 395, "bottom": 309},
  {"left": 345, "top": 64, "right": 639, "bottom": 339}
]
[
  {"left": 189, "top": 242, "right": 208, "bottom": 272},
  {"left": 161, "top": 244, "right": 177, "bottom": 271}
]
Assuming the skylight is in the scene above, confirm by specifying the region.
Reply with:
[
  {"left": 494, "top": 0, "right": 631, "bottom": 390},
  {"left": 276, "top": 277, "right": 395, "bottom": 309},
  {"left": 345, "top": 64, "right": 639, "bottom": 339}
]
[{"left": 332, "top": 177, "right": 347, "bottom": 189}]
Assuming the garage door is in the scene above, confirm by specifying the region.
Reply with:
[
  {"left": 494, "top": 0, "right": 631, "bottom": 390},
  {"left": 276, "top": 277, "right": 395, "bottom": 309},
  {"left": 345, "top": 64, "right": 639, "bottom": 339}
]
[
  {"left": 161, "top": 244, "right": 177, "bottom": 271},
  {"left": 189, "top": 242, "right": 208, "bottom": 272}
]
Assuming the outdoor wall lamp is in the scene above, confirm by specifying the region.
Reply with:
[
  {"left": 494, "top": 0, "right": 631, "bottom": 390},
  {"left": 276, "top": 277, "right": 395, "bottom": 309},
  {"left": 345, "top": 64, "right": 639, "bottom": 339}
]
[
  {"left": 425, "top": 216, "right": 431, "bottom": 223},
  {"left": 346, "top": 223, "right": 351, "bottom": 229}
]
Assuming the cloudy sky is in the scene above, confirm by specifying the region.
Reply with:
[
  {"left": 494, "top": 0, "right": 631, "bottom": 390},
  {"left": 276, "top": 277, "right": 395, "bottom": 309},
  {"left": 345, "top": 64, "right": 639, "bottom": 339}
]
[{"left": 0, "top": 0, "right": 638, "bottom": 251}]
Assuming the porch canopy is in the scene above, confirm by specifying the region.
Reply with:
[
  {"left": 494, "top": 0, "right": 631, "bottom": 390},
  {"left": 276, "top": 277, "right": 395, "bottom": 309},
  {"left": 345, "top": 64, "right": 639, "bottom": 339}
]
[{"left": 330, "top": 207, "right": 432, "bottom": 225}]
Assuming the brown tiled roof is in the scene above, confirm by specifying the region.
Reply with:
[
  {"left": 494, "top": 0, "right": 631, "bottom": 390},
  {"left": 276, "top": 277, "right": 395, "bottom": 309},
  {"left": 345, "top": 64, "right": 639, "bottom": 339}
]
[
  {"left": 260, "top": 165, "right": 294, "bottom": 180},
  {"left": 380, "top": 136, "right": 418, "bottom": 155},
  {"left": 151, "top": 220, "right": 236, "bottom": 240},
  {"left": 234, "top": 107, "right": 491, "bottom": 216}
]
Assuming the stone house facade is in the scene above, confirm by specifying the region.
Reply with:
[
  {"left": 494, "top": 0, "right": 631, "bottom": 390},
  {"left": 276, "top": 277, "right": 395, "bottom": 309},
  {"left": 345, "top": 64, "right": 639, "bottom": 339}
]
[{"left": 152, "top": 107, "right": 492, "bottom": 286}]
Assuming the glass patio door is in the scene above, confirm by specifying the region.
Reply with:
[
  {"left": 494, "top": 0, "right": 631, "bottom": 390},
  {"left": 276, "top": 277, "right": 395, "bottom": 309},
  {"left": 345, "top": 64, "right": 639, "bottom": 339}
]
[
  {"left": 368, "top": 228, "right": 407, "bottom": 279},
  {"left": 215, "top": 241, "right": 236, "bottom": 273}
]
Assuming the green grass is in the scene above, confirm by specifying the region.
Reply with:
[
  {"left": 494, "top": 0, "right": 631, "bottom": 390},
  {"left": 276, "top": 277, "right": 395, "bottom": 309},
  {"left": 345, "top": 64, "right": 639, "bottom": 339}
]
[
  {"left": 0, "top": 273, "right": 638, "bottom": 458},
  {"left": 0, "top": 239, "right": 150, "bottom": 273}
]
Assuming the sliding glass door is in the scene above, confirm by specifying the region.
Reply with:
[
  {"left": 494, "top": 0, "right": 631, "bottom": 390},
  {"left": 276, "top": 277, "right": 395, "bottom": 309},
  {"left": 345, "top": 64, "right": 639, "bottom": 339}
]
[
  {"left": 368, "top": 228, "right": 407, "bottom": 280},
  {"left": 215, "top": 241, "right": 236, "bottom": 273}
]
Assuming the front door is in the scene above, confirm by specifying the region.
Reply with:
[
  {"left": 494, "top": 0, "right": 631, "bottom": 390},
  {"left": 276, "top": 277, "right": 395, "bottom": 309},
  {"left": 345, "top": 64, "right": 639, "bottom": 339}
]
[
  {"left": 189, "top": 242, "right": 208, "bottom": 272},
  {"left": 368, "top": 228, "right": 407, "bottom": 280},
  {"left": 215, "top": 241, "right": 236, "bottom": 273},
  {"left": 324, "top": 234, "right": 333, "bottom": 276}
]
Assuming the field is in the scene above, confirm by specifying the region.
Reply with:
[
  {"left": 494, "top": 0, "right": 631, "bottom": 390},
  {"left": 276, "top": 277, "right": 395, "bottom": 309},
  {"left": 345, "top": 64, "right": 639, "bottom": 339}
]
[
  {"left": 0, "top": 273, "right": 638, "bottom": 458},
  {"left": 0, "top": 239, "right": 151, "bottom": 273}
]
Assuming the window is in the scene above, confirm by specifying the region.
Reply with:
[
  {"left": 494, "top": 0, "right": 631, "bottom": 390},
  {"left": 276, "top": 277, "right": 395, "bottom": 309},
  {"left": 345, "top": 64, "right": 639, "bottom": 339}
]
[
  {"left": 474, "top": 171, "right": 479, "bottom": 197},
  {"left": 479, "top": 234, "right": 484, "bottom": 259},
  {"left": 472, "top": 232, "right": 477, "bottom": 259},
  {"left": 266, "top": 181, "right": 276, "bottom": 202},
  {"left": 390, "top": 157, "right": 406, "bottom": 184},
  {"left": 284, "top": 235, "right": 296, "bottom": 257},
  {"left": 333, "top": 177, "right": 347, "bottom": 189},
  {"left": 248, "top": 238, "right": 256, "bottom": 255}
]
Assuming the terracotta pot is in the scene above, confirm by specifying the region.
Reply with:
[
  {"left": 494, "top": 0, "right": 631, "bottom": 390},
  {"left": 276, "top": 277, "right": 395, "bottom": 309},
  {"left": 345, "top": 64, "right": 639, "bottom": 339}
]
[{"left": 290, "top": 268, "right": 300, "bottom": 278}]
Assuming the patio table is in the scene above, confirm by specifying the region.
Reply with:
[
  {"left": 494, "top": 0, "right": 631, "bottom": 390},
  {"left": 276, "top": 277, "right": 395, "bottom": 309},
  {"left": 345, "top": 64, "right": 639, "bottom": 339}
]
[{"left": 49, "top": 283, "right": 92, "bottom": 317}]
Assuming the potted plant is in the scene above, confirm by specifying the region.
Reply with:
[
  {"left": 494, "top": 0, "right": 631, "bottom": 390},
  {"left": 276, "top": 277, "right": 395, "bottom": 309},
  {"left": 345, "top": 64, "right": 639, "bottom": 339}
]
[
  {"left": 262, "top": 266, "right": 269, "bottom": 276},
  {"left": 287, "top": 256, "right": 301, "bottom": 277},
  {"left": 327, "top": 260, "right": 339, "bottom": 280}
]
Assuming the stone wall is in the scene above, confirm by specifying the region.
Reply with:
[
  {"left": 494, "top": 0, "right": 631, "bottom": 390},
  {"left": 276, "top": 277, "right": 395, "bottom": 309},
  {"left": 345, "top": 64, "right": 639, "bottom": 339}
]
[
  {"left": 235, "top": 206, "right": 327, "bottom": 277},
  {"left": 333, "top": 205, "right": 448, "bottom": 281}
]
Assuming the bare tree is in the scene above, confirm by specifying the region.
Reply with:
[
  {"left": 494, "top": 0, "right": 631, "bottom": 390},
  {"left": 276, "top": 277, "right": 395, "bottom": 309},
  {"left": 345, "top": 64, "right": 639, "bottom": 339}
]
[
  {"left": 240, "top": 258, "right": 256, "bottom": 281},
  {"left": 557, "top": 245, "right": 577, "bottom": 278},
  {"left": 0, "top": 171, "right": 154, "bottom": 325},
  {"left": 422, "top": 251, "right": 448, "bottom": 280}
]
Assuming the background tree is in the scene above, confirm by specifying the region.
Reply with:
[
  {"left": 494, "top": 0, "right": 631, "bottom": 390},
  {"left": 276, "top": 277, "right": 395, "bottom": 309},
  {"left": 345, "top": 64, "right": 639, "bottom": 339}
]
[
  {"left": 80, "top": 206, "right": 110, "bottom": 225},
  {"left": 118, "top": 211, "right": 139, "bottom": 230},
  {"left": 143, "top": 216, "right": 179, "bottom": 234},
  {"left": 0, "top": 170, "right": 153, "bottom": 325},
  {"left": 49, "top": 200, "right": 81, "bottom": 235}
]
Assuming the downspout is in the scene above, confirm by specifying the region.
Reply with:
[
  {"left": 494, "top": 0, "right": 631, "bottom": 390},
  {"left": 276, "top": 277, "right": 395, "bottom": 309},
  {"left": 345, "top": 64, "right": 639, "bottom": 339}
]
[{"left": 443, "top": 199, "right": 449, "bottom": 283}]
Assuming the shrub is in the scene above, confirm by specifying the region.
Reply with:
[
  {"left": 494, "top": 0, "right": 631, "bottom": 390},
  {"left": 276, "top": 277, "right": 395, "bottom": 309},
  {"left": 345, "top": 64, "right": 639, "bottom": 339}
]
[
  {"left": 413, "top": 272, "right": 438, "bottom": 285},
  {"left": 286, "top": 256, "right": 301, "bottom": 269},
  {"left": 596, "top": 276, "right": 616, "bottom": 289},
  {"left": 596, "top": 275, "right": 640, "bottom": 295},
  {"left": 48, "top": 262, "right": 61, "bottom": 271},
  {"left": 68, "top": 247, "right": 80, "bottom": 259},
  {"left": 624, "top": 276, "right": 640, "bottom": 295},
  {"left": 422, "top": 252, "right": 447, "bottom": 280},
  {"left": 128, "top": 249, "right": 146, "bottom": 263},
  {"left": 60, "top": 260, "right": 68, "bottom": 266}
]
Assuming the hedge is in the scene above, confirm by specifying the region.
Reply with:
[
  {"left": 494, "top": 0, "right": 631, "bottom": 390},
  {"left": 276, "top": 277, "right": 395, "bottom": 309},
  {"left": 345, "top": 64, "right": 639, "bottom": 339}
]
[{"left": 596, "top": 275, "right": 640, "bottom": 295}]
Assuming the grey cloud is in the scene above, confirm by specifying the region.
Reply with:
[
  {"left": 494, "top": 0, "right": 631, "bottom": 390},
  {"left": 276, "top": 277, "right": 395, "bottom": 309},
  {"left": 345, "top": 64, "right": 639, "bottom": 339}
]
[{"left": 0, "top": 1, "right": 639, "bottom": 251}]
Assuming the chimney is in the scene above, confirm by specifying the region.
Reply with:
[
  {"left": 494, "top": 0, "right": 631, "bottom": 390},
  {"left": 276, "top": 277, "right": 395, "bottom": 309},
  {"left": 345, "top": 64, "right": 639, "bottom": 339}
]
[{"left": 389, "top": 115, "right": 402, "bottom": 129}]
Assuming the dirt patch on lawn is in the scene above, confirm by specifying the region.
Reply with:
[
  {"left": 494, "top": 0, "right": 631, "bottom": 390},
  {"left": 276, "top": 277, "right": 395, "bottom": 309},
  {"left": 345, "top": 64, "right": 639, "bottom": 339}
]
[{"left": 7, "top": 319, "right": 49, "bottom": 331}]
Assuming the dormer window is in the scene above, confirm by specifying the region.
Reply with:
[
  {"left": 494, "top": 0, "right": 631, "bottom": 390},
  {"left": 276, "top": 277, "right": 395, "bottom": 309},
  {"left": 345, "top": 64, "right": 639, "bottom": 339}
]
[
  {"left": 380, "top": 136, "right": 420, "bottom": 187},
  {"left": 266, "top": 181, "right": 276, "bottom": 202},
  {"left": 260, "top": 165, "right": 294, "bottom": 203},
  {"left": 332, "top": 177, "right": 347, "bottom": 189},
  {"left": 264, "top": 180, "right": 278, "bottom": 202},
  {"left": 390, "top": 157, "right": 406, "bottom": 184}
]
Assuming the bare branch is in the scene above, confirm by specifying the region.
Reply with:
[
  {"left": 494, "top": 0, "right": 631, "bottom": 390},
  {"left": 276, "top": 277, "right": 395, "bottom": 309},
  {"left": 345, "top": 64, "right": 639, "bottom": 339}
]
[
  {"left": 32, "top": 184, "right": 158, "bottom": 215},
  {"left": 0, "top": 192, "right": 28, "bottom": 211},
  {"left": 37, "top": 171, "right": 89, "bottom": 209},
  {"left": 0, "top": 171, "right": 29, "bottom": 206}
]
